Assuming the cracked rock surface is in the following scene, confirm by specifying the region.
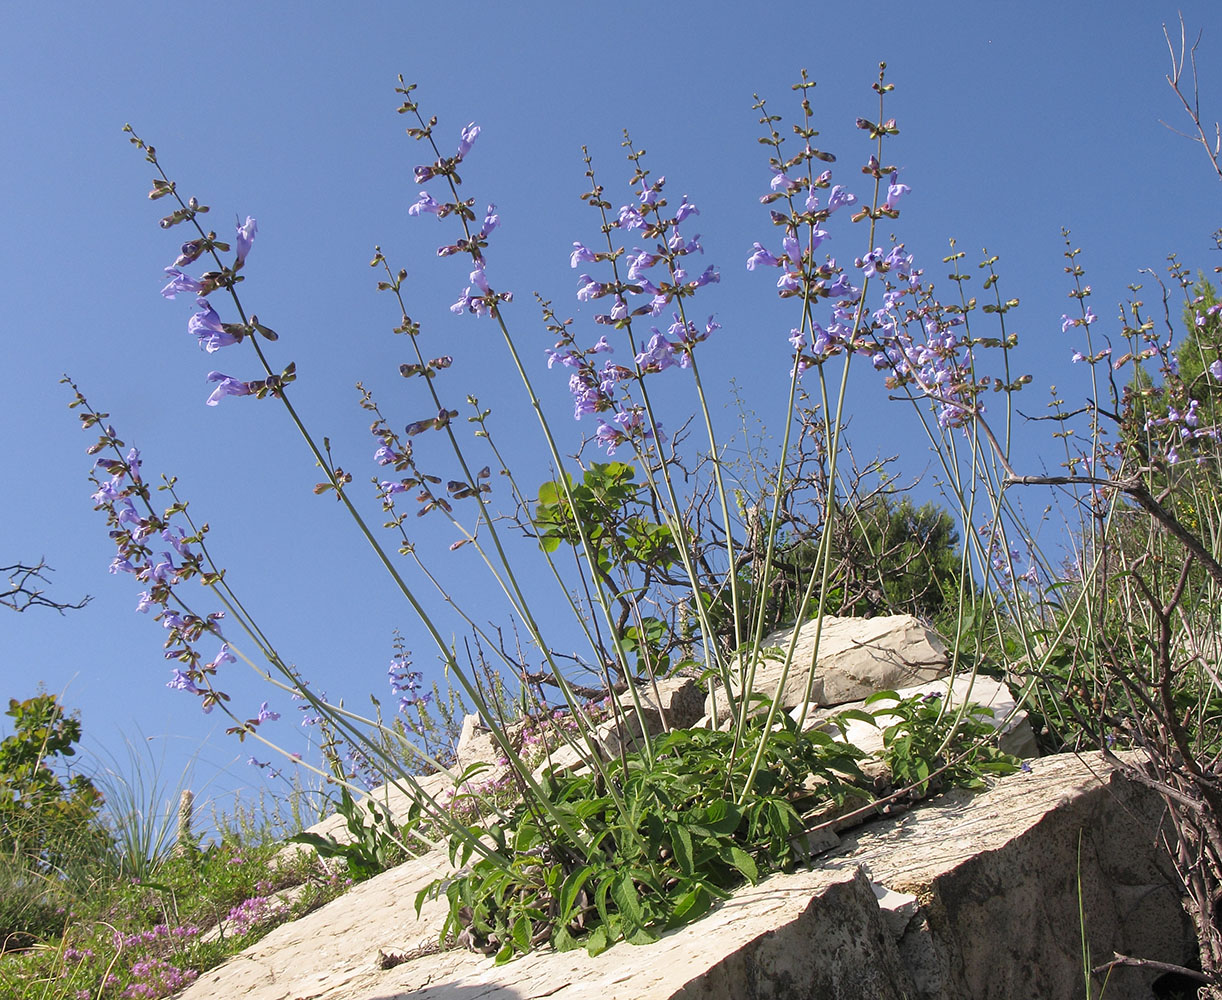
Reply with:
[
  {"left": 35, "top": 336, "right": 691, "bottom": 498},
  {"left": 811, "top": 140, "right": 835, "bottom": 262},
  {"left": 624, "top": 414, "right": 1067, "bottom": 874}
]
[{"left": 178, "top": 752, "right": 1191, "bottom": 1000}]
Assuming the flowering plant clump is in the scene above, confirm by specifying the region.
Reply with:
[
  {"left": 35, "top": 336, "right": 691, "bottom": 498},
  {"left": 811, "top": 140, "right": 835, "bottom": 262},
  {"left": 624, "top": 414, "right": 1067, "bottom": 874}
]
[{"left": 42, "top": 32, "right": 1221, "bottom": 989}]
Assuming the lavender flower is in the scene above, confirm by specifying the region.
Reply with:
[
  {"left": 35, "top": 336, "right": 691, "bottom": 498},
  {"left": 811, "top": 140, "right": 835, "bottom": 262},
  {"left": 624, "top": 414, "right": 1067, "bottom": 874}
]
[
  {"left": 204, "top": 371, "right": 251, "bottom": 406},
  {"left": 408, "top": 191, "right": 442, "bottom": 217},
  {"left": 234, "top": 216, "right": 257, "bottom": 265},
  {"left": 456, "top": 122, "right": 480, "bottom": 159},
  {"left": 188, "top": 299, "right": 238, "bottom": 352},
  {"left": 160, "top": 268, "right": 203, "bottom": 299},
  {"left": 570, "top": 242, "right": 597, "bottom": 267}
]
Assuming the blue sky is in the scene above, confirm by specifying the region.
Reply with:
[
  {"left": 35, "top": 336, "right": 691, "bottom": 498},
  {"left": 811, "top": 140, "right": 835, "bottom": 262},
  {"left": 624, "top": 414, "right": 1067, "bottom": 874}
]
[{"left": 3, "top": 2, "right": 1220, "bottom": 827}]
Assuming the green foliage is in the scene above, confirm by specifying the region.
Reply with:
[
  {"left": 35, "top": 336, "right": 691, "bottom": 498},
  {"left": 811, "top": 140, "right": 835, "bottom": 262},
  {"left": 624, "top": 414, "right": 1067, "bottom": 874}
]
[
  {"left": 0, "top": 693, "right": 109, "bottom": 876},
  {"left": 865, "top": 690, "right": 1021, "bottom": 796},
  {"left": 288, "top": 784, "right": 412, "bottom": 881},
  {"left": 421, "top": 716, "right": 866, "bottom": 963},
  {"left": 534, "top": 462, "right": 678, "bottom": 574}
]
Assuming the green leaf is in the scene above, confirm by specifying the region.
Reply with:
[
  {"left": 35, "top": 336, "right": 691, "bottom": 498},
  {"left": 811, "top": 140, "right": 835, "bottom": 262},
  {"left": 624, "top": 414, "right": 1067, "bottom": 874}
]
[
  {"left": 557, "top": 864, "right": 596, "bottom": 921},
  {"left": 671, "top": 823, "right": 695, "bottom": 875},
  {"left": 511, "top": 914, "right": 531, "bottom": 953},
  {"left": 728, "top": 846, "right": 759, "bottom": 884},
  {"left": 611, "top": 874, "right": 645, "bottom": 934},
  {"left": 585, "top": 925, "right": 611, "bottom": 957},
  {"left": 668, "top": 884, "right": 712, "bottom": 927}
]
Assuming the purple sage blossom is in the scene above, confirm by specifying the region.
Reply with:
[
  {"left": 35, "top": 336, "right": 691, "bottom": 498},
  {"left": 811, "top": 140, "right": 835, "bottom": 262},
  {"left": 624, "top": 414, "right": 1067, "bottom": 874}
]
[
  {"left": 408, "top": 191, "right": 442, "bottom": 217},
  {"left": 188, "top": 299, "right": 238, "bottom": 352},
  {"left": 674, "top": 196, "right": 699, "bottom": 222},
  {"left": 205, "top": 372, "right": 252, "bottom": 406},
  {"left": 457, "top": 122, "right": 480, "bottom": 159},
  {"left": 883, "top": 172, "right": 910, "bottom": 211},
  {"left": 746, "top": 243, "right": 780, "bottom": 270},
  {"left": 235, "top": 216, "right": 257, "bottom": 265},
  {"left": 161, "top": 268, "right": 203, "bottom": 299},
  {"left": 570, "top": 242, "right": 597, "bottom": 268}
]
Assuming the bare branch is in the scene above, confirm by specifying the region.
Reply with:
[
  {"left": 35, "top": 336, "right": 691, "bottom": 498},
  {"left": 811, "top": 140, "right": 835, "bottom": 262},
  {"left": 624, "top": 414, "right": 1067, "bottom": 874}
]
[{"left": 1, "top": 559, "right": 92, "bottom": 614}]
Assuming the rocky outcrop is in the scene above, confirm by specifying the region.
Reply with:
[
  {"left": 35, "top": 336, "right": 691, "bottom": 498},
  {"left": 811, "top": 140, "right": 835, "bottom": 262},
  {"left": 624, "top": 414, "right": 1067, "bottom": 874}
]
[
  {"left": 705, "top": 614, "right": 951, "bottom": 720},
  {"left": 179, "top": 753, "right": 1193, "bottom": 1000}
]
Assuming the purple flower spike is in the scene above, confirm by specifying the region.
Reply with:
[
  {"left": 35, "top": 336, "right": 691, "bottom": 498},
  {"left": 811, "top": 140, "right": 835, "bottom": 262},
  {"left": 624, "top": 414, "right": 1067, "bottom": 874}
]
[
  {"left": 235, "top": 216, "right": 257, "bottom": 265},
  {"left": 204, "top": 371, "right": 252, "bottom": 406},
  {"left": 161, "top": 268, "right": 203, "bottom": 299}
]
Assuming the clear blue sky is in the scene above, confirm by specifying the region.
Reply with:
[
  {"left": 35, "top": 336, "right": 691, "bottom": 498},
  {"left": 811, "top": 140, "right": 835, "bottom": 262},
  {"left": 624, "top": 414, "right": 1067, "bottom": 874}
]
[{"left": 3, "top": 2, "right": 1220, "bottom": 826}]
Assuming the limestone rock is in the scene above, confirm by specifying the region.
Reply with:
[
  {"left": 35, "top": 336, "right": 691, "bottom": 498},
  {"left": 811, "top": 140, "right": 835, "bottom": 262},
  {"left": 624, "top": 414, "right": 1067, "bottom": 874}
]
[
  {"left": 177, "top": 753, "right": 1192, "bottom": 1000},
  {"left": 705, "top": 614, "right": 950, "bottom": 719},
  {"left": 532, "top": 676, "right": 706, "bottom": 781}
]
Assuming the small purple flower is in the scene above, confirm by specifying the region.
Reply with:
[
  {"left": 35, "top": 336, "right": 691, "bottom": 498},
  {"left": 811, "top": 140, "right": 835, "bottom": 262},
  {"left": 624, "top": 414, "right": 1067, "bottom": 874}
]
[
  {"left": 883, "top": 172, "right": 910, "bottom": 211},
  {"left": 188, "top": 299, "right": 238, "bottom": 353},
  {"left": 173, "top": 240, "right": 207, "bottom": 268},
  {"left": 479, "top": 204, "right": 499, "bottom": 237},
  {"left": 144, "top": 552, "right": 177, "bottom": 585},
  {"left": 595, "top": 421, "right": 624, "bottom": 455},
  {"left": 235, "top": 216, "right": 257, "bottom": 265},
  {"left": 167, "top": 670, "right": 201, "bottom": 694},
  {"left": 135, "top": 591, "right": 154, "bottom": 614},
  {"left": 747, "top": 243, "right": 780, "bottom": 270},
  {"left": 1071, "top": 350, "right": 1086, "bottom": 363},
  {"left": 457, "top": 122, "right": 480, "bottom": 158},
  {"left": 162, "top": 525, "right": 193, "bottom": 557},
  {"left": 161, "top": 268, "right": 203, "bottom": 299},
  {"left": 408, "top": 191, "right": 442, "bottom": 217},
  {"left": 255, "top": 701, "right": 280, "bottom": 723},
  {"left": 617, "top": 204, "right": 645, "bottom": 231},
  {"left": 591, "top": 335, "right": 613, "bottom": 354},
  {"left": 570, "top": 242, "right": 597, "bottom": 268},
  {"left": 1209, "top": 359, "right": 1222, "bottom": 380},
  {"left": 770, "top": 168, "right": 798, "bottom": 192},
  {"left": 576, "top": 274, "right": 604, "bottom": 302},
  {"left": 374, "top": 445, "right": 398, "bottom": 466},
  {"left": 205, "top": 371, "right": 252, "bottom": 406},
  {"left": 827, "top": 186, "right": 857, "bottom": 213},
  {"left": 206, "top": 644, "right": 236, "bottom": 672},
  {"left": 674, "top": 196, "right": 699, "bottom": 222}
]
